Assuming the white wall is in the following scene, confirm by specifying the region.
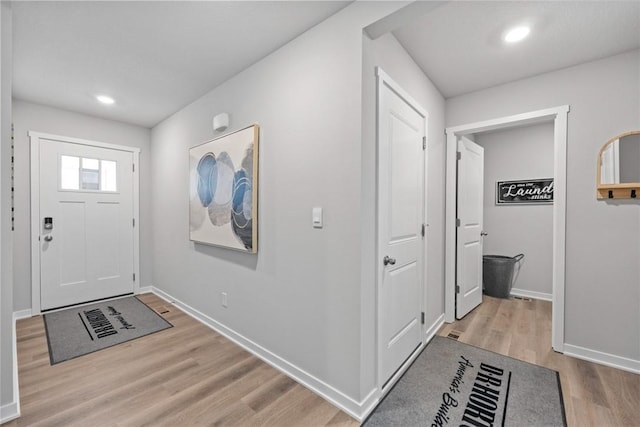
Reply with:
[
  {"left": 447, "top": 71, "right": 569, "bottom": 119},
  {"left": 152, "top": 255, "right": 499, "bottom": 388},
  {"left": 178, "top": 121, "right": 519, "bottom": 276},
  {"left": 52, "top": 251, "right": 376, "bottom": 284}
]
[
  {"left": 447, "top": 50, "right": 640, "bottom": 363},
  {"left": 11, "top": 99, "right": 152, "bottom": 311},
  {"left": 150, "top": 2, "right": 406, "bottom": 412},
  {"left": 475, "top": 123, "right": 554, "bottom": 297},
  {"left": 0, "top": 2, "right": 16, "bottom": 422}
]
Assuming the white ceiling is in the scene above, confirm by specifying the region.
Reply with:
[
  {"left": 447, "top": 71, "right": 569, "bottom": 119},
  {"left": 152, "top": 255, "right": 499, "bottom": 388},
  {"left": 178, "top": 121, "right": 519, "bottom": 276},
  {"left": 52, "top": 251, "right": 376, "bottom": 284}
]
[
  {"left": 12, "top": 1, "right": 351, "bottom": 128},
  {"left": 393, "top": 1, "right": 640, "bottom": 98},
  {"left": 12, "top": 1, "right": 640, "bottom": 128}
]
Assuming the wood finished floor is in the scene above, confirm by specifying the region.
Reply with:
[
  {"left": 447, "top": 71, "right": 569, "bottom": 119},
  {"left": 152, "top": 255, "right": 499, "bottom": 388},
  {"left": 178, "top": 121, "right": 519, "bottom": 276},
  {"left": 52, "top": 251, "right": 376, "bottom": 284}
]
[
  {"left": 5, "top": 293, "right": 358, "bottom": 427},
  {"left": 437, "top": 296, "right": 640, "bottom": 427},
  {"left": 4, "top": 293, "right": 639, "bottom": 426}
]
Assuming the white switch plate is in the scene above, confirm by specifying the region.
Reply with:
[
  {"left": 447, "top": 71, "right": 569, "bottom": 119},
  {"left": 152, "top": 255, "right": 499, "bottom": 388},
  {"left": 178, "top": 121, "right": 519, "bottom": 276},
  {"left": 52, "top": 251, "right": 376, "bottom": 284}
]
[
  {"left": 221, "top": 292, "right": 228, "bottom": 308},
  {"left": 312, "top": 207, "right": 323, "bottom": 228}
]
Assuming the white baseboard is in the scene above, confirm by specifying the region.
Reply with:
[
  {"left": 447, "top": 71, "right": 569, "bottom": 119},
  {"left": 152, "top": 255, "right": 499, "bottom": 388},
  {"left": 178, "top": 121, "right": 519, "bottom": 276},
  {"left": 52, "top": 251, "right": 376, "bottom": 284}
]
[
  {"left": 138, "top": 285, "right": 153, "bottom": 294},
  {"left": 0, "top": 401, "right": 20, "bottom": 424},
  {"left": 563, "top": 343, "right": 640, "bottom": 374},
  {"left": 425, "top": 313, "right": 445, "bottom": 343},
  {"left": 14, "top": 308, "right": 32, "bottom": 320},
  {"left": 1, "top": 313, "right": 22, "bottom": 424},
  {"left": 149, "top": 286, "right": 369, "bottom": 420},
  {"left": 510, "top": 288, "right": 552, "bottom": 301}
]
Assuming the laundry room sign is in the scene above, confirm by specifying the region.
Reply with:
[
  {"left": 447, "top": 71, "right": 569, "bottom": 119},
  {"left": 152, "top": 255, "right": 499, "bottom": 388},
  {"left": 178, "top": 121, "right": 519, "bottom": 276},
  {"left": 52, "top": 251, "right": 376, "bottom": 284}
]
[{"left": 496, "top": 178, "right": 554, "bottom": 204}]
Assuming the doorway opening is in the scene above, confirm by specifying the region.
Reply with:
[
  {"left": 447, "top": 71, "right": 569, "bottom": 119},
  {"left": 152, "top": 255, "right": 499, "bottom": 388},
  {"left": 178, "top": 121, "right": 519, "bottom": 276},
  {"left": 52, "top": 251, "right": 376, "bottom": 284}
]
[
  {"left": 444, "top": 106, "right": 569, "bottom": 352},
  {"left": 476, "top": 123, "right": 554, "bottom": 301}
]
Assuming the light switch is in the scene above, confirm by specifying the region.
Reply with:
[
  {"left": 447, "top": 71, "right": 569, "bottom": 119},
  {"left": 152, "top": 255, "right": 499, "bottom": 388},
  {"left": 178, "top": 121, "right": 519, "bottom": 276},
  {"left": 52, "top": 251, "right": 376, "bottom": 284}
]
[{"left": 312, "top": 207, "right": 323, "bottom": 228}]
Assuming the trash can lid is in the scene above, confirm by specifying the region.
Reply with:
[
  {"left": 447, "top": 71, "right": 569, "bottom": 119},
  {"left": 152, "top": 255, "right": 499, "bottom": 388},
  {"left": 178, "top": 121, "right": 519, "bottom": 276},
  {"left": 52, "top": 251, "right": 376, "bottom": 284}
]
[
  {"left": 483, "top": 255, "right": 513, "bottom": 260},
  {"left": 483, "top": 254, "right": 525, "bottom": 262}
]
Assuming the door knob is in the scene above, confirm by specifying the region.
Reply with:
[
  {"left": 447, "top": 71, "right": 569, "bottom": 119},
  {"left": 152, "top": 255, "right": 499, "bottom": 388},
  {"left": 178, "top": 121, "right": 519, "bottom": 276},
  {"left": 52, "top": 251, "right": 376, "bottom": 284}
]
[
  {"left": 480, "top": 231, "right": 488, "bottom": 236},
  {"left": 44, "top": 235, "right": 53, "bottom": 242},
  {"left": 383, "top": 256, "right": 396, "bottom": 266}
]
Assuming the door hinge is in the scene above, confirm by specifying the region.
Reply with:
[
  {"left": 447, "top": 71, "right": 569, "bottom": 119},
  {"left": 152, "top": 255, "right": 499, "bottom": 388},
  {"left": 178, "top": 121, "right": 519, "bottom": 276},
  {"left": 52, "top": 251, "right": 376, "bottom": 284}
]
[
  {"left": 421, "top": 312, "right": 425, "bottom": 325},
  {"left": 456, "top": 218, "right": 461, "bottom": 227},
  {"left": 133, "top": 273, "right": 136, "bottom": 282},
  {"left": 132, "top": 163, "right": 135, "bottom": 172},
  {"left": 456, "top": 285, "right": 460, "bottom": 294},
  {"left": 457, "top": 151, "right": 462, "bottom": 160},
  {"left": 132, "top": 218, "right": 135, "bottom": 227},
  {"left": 421, "top": 223, "right": 425, "bottom": 237},
  {"left": 422, "top": 136, "right": 426, "bottom": 150}
]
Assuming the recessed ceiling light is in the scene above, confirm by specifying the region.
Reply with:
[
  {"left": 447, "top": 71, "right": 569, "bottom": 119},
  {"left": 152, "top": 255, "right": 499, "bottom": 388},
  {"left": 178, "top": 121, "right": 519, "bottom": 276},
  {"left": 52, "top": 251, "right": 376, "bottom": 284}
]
[
  {"left": 504, "top": 26, "right": 530, "bottom": 43},
  {"left": 96, "top": 95, "right": 115, "bottom": 105}
]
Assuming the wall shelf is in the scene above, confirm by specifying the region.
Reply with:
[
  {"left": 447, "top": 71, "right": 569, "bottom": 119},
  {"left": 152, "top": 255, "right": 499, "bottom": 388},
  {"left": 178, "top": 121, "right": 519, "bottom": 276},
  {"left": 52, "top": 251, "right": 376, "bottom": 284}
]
[{"left": 596, "top": 183, "right": 639, "bottom": 200}]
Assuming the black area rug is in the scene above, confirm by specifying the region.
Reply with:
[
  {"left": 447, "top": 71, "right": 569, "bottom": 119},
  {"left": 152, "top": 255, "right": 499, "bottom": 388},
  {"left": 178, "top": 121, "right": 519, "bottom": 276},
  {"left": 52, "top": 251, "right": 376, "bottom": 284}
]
[
  {"left": 44, "top": 296, "right": 172, "bottom": 364},
  {"left": 365, "top": 336, "right": 566, "bottom": 427}
]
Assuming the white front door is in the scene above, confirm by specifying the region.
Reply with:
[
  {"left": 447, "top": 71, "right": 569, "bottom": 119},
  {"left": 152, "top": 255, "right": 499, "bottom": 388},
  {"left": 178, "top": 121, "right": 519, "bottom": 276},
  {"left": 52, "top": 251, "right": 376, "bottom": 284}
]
[
  {"left": 38, "top": 138, "right": 135, "bottom": 310},
  {"left": 456, "top": 136, "right": 484, "bottom": 319},
  {"left": 378, "top": 72, "right": 426, "bottom": 386}
]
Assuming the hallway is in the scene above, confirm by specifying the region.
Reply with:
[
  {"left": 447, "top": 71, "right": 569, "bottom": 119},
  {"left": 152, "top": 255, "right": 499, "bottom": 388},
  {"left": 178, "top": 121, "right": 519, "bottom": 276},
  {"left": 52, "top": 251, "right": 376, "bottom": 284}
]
[{"left": 5, "top": 293, "right": 638, "bottom": 426}]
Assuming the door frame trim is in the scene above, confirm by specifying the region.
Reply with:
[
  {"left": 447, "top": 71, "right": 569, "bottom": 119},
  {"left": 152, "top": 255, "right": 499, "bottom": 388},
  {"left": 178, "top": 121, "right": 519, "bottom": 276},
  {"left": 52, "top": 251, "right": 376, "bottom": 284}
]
[
  {"left": 29, "top": 131, "right": 141, "bottom": 314},
  {"left": 444, "top": 105, "right": 569, "bottom": 352},
  {"left": 375, "top": 67, "right": 429, "bottom": 391}
]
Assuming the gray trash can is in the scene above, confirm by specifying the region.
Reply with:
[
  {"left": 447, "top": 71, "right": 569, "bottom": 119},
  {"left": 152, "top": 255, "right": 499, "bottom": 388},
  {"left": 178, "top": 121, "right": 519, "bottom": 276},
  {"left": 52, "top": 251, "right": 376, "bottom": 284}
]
[{"left": 483, "top": 254, "right": 524, "bottom": 298}]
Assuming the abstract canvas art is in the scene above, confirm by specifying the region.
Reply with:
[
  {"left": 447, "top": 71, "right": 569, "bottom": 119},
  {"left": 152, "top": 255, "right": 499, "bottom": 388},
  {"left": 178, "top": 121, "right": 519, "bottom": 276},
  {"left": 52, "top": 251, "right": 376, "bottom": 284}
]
[{"left": 189, "top": 125, "right": 259, "bottom": 252}]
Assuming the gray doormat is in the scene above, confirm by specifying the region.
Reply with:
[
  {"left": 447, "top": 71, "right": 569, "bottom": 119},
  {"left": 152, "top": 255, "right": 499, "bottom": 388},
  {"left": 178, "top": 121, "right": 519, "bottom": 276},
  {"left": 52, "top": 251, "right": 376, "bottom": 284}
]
[
  {"left": 44, "top": 296, "right": 172, "bottom": 364},
  {"left": 365, "top": 336, "right": 566, "bottom": 427}
]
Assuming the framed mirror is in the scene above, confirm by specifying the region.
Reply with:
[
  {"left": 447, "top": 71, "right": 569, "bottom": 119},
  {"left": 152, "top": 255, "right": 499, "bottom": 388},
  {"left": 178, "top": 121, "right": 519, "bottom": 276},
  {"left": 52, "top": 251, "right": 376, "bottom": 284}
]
[{"left": 597, "top": 130, "right": 640, "bottom": 199}]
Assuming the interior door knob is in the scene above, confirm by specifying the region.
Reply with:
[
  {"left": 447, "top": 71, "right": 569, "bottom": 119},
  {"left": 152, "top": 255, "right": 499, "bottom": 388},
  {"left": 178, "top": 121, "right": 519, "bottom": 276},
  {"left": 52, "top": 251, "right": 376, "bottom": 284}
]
[
  {"left": 44, "top": 235, "right": 53, "bottom": 242},
  {"left": 481, "top": 231, "right": 488, "bottom": 236},
  {"left": 383, "top": 255, "right": 396, "bottom": 266}
]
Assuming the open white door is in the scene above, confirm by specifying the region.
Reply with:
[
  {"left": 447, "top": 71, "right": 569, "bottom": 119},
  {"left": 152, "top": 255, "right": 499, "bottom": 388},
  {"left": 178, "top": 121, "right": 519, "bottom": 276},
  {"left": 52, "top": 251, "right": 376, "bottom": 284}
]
[
  {"left": 37, "top": 137, "right": 135, "bottom": 310},
  {"left": 456, "top": 136, "right": 484, "bottom": 319},
  {"left": 377, "top": 69, "right": 426, "bottom": 386}
]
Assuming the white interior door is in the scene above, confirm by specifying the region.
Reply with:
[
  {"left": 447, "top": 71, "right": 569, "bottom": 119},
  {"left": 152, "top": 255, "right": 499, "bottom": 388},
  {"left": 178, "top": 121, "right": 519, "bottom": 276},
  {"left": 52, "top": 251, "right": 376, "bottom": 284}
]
[
  {"left": 39, "top": 138, "right": 135, "bottom": 310},
  {"left": 456, "top": 136, "right": 484, "bottom": 319},
  {"left": 378, "top": 73, "right": 425, "bottom": 386}
]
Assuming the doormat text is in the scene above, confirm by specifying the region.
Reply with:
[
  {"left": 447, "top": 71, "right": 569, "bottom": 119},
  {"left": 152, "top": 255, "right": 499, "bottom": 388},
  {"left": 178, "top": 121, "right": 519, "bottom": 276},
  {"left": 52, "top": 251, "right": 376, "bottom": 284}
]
[
  {"left": 432, "top": 355, "right": 511, "bottom": 427},
  {"left": 82, "top": 305, "right": 136, "bottom": 339}
]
